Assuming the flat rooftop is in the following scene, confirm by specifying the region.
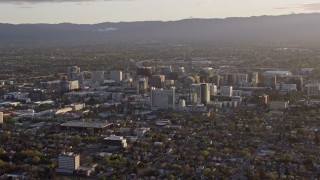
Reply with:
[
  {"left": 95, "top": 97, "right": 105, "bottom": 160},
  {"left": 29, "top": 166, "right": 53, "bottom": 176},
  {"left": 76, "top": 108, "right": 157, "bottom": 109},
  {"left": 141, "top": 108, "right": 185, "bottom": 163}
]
[
  {"left": 61, "top": 121, "right": 112, "bottom": 129},
  {"left": 60, "top": 152, "right": 79, "bottom": 157}
]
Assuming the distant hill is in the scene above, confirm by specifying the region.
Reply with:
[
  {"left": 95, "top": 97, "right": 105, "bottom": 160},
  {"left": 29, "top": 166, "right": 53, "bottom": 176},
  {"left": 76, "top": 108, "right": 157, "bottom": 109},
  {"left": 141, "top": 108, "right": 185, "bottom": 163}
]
[{"left": 1, "top": 13, "right": 320, "bottom": 44}]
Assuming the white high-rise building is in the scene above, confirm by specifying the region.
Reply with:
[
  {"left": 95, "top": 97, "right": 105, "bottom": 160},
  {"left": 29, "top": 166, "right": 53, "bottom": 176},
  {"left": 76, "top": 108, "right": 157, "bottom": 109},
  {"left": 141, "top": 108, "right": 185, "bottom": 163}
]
[
  {"left": 56, "top": 152, "right": 80, "bottom": 174},
  {"left": 110, "top": 70, "right": 123, "bottom": 82},
  {"left": 200, "top": 83, "right": 210, "bottom": 104},
  {"left": 150, "top": 87, "right": 175, "bottom": 110},
  {"left": 220, "top": 86, "right": 233, "bottom": 97}
]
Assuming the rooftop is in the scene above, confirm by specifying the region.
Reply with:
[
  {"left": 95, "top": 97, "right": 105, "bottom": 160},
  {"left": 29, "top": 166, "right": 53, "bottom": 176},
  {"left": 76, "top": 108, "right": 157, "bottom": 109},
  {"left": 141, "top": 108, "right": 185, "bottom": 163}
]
[
  {"left": 61, "top": 121, "right": 112, "bottom": 129},
  {"left": 60, "top": 152, "right": 79, "bottom": 157},
  {"left": 104, "top": 135, "right": 124, "bottom": 141},
  {"left": 262, "top": 70, "right": 292, "bottom": 76}
]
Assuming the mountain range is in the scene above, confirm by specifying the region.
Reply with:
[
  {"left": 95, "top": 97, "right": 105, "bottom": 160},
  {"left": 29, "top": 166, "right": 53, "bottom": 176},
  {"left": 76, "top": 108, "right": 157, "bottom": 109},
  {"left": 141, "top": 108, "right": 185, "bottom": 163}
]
[{"left": 1, "top": 13, "right": 320, "bottom": 44}]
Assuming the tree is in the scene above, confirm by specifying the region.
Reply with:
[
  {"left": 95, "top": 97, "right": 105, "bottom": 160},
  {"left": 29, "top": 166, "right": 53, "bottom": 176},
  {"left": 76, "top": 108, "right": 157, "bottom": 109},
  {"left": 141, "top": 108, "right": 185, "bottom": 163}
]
[
  {"left": 203, "top": 167, "right": 212, "bottom": 176},
  {"left": 201, "top": 150, "right": 210, "bottom": 157},
  {"left": 82, "top": 156, "right": 93, "bottom": 164},
  {"left": 87, "top": 128, "right": 94, "bottom": 136},
  {"left": 32, "top": 156, "right": 41, "bottom": 165},
  {"left": 72, "top": 135, "right": 81, "bottom": 146}
]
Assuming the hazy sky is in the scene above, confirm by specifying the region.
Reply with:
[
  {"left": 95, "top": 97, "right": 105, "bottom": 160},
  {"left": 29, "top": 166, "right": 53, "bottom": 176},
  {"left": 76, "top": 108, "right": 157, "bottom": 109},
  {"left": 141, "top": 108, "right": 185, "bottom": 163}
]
[{"left": 0, "top": 0, "right": 320, "bottom": 24}]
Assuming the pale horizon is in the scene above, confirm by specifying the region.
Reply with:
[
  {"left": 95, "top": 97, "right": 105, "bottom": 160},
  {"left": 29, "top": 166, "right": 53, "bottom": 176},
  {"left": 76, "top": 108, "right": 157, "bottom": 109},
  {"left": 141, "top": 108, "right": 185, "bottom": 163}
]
[{"left": 0, "top": 0, "right": 320, "bottom": 24}]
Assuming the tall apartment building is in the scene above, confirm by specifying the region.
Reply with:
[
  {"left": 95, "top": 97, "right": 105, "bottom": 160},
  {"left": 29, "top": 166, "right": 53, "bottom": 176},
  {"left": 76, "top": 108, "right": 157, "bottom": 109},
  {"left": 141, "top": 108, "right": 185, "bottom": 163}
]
[
  {"left": 149, "top": 75, "right": 165, "bottom": 88},
  {"left": 200, "top": 83, "right": 210, "bottom": 104}
]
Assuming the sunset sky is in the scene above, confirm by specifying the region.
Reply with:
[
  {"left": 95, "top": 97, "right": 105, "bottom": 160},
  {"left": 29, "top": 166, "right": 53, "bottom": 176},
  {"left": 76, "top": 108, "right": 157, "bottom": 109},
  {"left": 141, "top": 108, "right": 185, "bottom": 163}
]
[{"left": 0, "top": 0, "right": 320, "bottom": 24}]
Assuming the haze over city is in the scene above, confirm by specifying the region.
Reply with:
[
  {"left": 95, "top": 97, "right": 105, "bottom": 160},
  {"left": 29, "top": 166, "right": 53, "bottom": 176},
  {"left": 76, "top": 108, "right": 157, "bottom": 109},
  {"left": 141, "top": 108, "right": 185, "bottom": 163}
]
[
  {"left": 1, "top": 0, "right": 320, "bottom": 23},
  {"left": 1, "top": 0, "right": 320, "bottom": 179}
]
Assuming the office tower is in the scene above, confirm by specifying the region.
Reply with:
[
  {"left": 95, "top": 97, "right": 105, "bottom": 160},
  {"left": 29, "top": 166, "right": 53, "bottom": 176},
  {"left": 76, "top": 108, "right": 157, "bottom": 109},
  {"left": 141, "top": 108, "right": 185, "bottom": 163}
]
[
  {"left": 110, "top": 70, "right": 123, "bottom": 82},
  {"left": 67, "top": 66, "right": 81, "bottom": 80},
  {"left": 210, "top": 84, "right": 218, "bottom": 96},
  {"left": 287, "top": 75, "right": 303, "bottom": 92},
  {"left": 200, "top": 67, "right": 214, "bottom": 83},
  {"left": 200, "top": 67, "right": 214, "bottom": 77},
  {"left": 160, "top": 66, "right": 172, "bottom": 76},
  {"left": 200, "top": 83, "right": 210, "bottom": 104},
  {"left": 150, "top": 87, "right": 175, "bottom": 110},
  {"left": 149, "top": 75, "right": 165, "bottom": 88},
  {"left": 235, "top": 73, "right": 248, "bottom": 85},
  {"left": 262, "top": 75, "right": 277, "bottom": 88},
  {"left": 59, "top": 76, "right": 69, "bottom": 93},
  {"left": 184, "top": 76, "right": 195, "bottom": 88},
  {"left": 91, "top": 71, "right": 105, "bottom": 85},
  {"left": 168, "top": 72, "right": 179, "bottom": 80},
  {"left": 262, "top": 71, "right": 292, "bottom": 88},
  {"left": 251, "top": 72, "right": 259, "bottom": 86},
  {"left": 190, "top": 84, "right": 201, "bottom": 104},
  {"left": 73, "top": 73, "right": 84, "bottom": 86},
  {"left": 137, "top": 67, "right": 155, "bottom": 77},
  {"left": 137, "top": 77, "right": 148, "bottom": 94},
  {"left": 209, "top": 75, "right": 222, "bottom": 87}
]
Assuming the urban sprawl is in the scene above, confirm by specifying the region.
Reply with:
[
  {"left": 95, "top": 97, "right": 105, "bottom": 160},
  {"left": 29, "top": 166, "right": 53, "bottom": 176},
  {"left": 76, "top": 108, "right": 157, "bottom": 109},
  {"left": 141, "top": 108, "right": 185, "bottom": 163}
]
[{"left": 0, "top": 45, "right": 320, "bottom": 179}]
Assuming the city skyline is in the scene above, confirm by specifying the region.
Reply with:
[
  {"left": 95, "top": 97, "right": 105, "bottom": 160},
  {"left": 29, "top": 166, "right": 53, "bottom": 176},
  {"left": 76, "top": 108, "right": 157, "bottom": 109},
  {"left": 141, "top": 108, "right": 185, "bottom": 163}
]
[{"left": 0, "top": 0, "right": 320, "bottom": 24}]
